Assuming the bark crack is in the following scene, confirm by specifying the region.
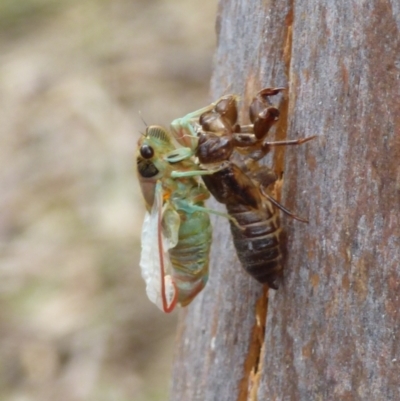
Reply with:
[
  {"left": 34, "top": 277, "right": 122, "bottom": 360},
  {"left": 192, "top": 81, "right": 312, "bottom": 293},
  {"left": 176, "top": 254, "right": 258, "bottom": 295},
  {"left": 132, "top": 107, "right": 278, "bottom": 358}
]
[
  {"left": 237, "top": 7, "right": 294, "bottom": 401},
  {"left": 237, "top": 287, "right": 268, "bottom": 401},
  {"left": 237, "top": 8, "right": 294, "bottom": 401}
]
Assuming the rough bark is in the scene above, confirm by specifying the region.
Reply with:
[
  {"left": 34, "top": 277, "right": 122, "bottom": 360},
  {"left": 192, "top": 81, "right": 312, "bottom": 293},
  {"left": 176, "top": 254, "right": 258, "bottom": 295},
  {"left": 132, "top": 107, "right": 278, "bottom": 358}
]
[{"left": 170, "top": 1, "right": 400, "bottom": 400}]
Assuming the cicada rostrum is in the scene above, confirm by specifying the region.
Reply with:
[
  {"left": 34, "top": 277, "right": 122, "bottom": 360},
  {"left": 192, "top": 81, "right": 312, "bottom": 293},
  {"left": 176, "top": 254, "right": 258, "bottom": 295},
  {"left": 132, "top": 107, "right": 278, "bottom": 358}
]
[{"left": 170, "top": 88, "right": 315, "bottom": 289}]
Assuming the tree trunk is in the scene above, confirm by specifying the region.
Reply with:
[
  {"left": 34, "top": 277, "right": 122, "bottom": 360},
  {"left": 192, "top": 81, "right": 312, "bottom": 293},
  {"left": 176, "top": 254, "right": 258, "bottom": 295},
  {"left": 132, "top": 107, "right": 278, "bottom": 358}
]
[{"left": 170, "top": 1, "right": 400, "bottom": 400}]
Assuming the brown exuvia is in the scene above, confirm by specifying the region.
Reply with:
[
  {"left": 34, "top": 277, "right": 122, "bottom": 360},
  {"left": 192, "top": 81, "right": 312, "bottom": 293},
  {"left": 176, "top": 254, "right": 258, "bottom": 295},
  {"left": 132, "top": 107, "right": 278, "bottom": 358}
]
[{"left": 196, "top": 88, "right": 315, "bottom": 289}]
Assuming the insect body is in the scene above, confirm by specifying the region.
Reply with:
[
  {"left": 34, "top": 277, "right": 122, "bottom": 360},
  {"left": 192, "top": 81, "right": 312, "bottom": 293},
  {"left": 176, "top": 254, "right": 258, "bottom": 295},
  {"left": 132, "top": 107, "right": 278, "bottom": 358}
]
[
  {"left": 137, "top": 89, "right": 314, "bottom": 306},
  {"left": 136, "top": 126, "right": 213, "bottom": 312},
  {"left": 171, "top": 88, "right": 314, "bottom": 289}
]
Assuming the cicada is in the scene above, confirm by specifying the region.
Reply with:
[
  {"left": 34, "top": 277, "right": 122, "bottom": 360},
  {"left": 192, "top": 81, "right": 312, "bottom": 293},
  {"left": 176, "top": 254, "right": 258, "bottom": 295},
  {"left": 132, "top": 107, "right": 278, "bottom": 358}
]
[
  {"left": 170, "top": 88, "right": 315, "bottom": 289},
  {"left": 136, "top": 125, "right": 229, "bottom": 312}
]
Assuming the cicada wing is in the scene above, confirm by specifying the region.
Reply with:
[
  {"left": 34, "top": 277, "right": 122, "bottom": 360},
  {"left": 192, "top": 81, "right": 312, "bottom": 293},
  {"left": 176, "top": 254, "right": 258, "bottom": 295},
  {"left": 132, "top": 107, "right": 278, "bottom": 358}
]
[
  {"left": 139, "top": 182, "right": 179, "bottom": 312},
  {"left": 140, "top": 210, "right": 161, "bottom": 306}
]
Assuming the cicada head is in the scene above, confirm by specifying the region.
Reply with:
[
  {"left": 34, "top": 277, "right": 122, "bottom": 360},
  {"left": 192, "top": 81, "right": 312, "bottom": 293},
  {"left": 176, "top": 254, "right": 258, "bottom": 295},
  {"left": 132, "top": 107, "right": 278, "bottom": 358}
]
[{"left": 136, "top": 126, "right": 174, "bottom": 208}]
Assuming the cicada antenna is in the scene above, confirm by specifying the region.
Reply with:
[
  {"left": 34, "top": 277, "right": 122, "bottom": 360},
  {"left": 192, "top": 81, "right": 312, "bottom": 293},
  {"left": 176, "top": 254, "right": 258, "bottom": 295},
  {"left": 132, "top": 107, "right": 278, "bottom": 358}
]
[{"left": 138, "top": 111, "right": 148, "bottom": 128}]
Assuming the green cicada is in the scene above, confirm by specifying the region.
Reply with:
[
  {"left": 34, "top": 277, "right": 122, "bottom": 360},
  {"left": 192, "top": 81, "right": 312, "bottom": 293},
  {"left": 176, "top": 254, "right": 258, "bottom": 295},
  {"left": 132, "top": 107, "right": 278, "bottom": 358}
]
[{"left": 136, "top": 125, "right": 225, "bottom": 312}]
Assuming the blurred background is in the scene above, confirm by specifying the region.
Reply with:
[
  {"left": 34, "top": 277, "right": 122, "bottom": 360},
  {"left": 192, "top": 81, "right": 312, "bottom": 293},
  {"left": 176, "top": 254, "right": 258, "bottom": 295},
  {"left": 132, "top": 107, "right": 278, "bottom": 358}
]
[{"left": 0, "top": 0, "right": 216, "bottom": 400}]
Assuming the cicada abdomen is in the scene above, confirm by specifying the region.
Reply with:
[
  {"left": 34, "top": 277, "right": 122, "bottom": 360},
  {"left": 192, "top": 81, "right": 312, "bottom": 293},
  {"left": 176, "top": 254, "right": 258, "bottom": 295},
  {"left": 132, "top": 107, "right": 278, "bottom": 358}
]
[
  {"left": 201, "top": 159, "right": 283, "bottom": 289},
  {"left": 136, "top": 125, "right": 212, "bottom": 312},
  {"left": 167, "top": 196, "right": 212, "bottom": 306},
  {"left": 228, "top": 201, "right": 282, "bottom": 288}
]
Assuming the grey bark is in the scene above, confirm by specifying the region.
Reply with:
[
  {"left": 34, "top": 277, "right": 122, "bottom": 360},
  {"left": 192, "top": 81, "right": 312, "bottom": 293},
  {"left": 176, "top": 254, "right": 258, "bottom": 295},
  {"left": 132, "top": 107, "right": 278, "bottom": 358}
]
[{"left": 170, "top": 1, "right": 400, "bottom": 400}]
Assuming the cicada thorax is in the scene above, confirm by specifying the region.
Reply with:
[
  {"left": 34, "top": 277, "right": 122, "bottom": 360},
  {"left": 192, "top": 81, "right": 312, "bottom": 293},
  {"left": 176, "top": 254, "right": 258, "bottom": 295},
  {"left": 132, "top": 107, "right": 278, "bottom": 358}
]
[{"left": 136, "top": 125, "right": 212, "bottom": 311}]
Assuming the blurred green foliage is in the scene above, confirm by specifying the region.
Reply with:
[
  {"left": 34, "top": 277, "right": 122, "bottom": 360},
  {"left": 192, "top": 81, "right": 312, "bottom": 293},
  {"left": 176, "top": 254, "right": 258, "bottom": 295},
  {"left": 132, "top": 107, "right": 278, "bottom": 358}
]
[{"left": 0, "top": 0, "right": 67, "bottom": 33}]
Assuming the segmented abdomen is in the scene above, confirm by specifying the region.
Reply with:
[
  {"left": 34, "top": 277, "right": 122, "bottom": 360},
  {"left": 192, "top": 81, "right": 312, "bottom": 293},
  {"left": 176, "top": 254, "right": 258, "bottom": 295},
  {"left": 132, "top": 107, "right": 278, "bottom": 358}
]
[
  {"left": 168, "top": 209, "right": 212, "bottom": 306},
  {"left": 227, "top": 200, "right": 283, "bottom": 289}
]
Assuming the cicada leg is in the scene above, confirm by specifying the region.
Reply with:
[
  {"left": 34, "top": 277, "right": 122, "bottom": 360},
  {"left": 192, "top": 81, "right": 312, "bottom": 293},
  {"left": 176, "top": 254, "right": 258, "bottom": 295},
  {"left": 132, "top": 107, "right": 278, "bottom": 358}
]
[
  {"left": 230, "top": 134, "right": 317, "bottom": 165},
  {"left": 231, "top": 132, "right": 258, "bottom": 147},
  {"left": 170, "top": 94, "right": 240, "bottom": 149},
  {"left": 249, "top": 87, "right": 285, "bottom": 122},
  {"left": 175, "top": 200, "right": 243, "bottom": 230},
  {"left": 248, "top": 87, "right": 285, "bottom": 140},
  {"left": 170, "top": 163, "right": 229, "bottom": 179},
  {"left": 170, "top": 104, "right": 217, "bottom": 148},
  {"left": 261, "top": 135, "right": 317, "bottom": 152},
  {"left": 164, "top": 147, "right": 194, "bottom": 163},
  {"left": 260, "top": 185, "right": 309, "bottom": 223}
]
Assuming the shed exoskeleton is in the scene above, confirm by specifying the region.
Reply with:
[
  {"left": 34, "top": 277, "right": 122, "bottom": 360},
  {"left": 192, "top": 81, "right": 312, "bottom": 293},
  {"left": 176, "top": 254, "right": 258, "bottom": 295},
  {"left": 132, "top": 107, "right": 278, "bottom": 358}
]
[{"left": 169, "top": 88, "right": 315, "bottom": 289}]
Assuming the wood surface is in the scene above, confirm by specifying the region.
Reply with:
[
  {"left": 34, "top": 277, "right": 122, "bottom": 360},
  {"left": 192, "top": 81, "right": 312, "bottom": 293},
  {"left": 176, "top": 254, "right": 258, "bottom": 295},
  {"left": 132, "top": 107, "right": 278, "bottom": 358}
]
[{"left": 170, "top": 1, "right": 400, "bottom": 400}]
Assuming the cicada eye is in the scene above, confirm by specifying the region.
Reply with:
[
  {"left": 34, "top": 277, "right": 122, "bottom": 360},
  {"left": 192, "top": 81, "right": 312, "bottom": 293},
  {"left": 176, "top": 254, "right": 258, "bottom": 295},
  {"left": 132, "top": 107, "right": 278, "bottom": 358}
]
[{"left": 140, "top": 145, "right": 154, "bottom": 159}]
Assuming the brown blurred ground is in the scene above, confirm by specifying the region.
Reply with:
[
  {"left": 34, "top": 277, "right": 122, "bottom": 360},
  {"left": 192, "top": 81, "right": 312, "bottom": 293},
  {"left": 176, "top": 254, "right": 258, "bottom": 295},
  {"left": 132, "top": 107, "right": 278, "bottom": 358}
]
[{"left": 0, "top": 0, "right": 216, "bottom": 400}]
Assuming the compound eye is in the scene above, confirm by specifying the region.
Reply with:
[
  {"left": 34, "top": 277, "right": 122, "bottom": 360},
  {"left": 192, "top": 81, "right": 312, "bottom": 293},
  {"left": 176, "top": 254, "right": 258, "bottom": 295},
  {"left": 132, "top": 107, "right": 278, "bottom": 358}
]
[{"left": 140, "top": 145, "right": 154, "bottom": 159}]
